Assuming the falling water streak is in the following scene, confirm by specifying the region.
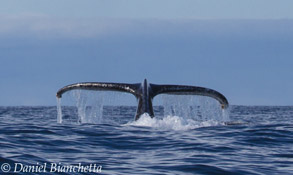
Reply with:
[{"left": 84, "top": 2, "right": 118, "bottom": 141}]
[
  {"left": 73, "top": 90, "right": 87, "bottom": 123},
  {"left": 56, "top": 98, "right": 62, "bottom": 123},
  {"left": 86, "top": 91, "right": 104, "bottom": 123},
  {"left": 58, "top": 90, "right": 229, "bottom": 125},
  {"left": 222, "top": 107, "right": 230, "bottom": 122},
  {"left": 161, "top": 95, "right": 230, "bottom": 122},
  {"left": 70, "top": 90, "right": 104, "bottom": 124}
]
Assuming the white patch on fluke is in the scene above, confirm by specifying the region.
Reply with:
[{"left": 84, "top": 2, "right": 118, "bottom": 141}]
[{"left": 126, "top": 113, "right": 223, "bottom": 131}]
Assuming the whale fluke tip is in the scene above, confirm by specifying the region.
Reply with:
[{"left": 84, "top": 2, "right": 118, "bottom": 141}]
[{"left": 56, "top": 92, "right": 62, "bottom": 98}]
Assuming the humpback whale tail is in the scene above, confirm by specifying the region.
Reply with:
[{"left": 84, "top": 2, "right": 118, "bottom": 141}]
[{"left": 56, "top": 79, "right": 229, "bottom": 120}]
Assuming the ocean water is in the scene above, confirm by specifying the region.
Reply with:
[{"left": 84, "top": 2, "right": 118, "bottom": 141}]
[{"left": 0, "top": 104, "right": 293, "bottom": 174}]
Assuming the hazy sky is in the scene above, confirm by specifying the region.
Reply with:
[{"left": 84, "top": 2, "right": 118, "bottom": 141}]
[
  {"left": 1, "top": 0, "right": 293, "bottom": 19},
  {"left": 0, "top": 1, "right": 293, "bottom": 106}
]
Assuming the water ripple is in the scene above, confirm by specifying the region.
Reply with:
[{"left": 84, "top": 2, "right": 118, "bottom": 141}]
[{"left": 0, "top": 106, "right": 292, "bottom": 174}]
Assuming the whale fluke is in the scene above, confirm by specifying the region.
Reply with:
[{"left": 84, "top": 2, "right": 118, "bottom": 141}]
[
  {"left": 150, "top": 84, "right": 229, "bottom": 109},
  {"left": 56, "top": 82, "right": 141, "bottom": 98},
  {"left": 56, "top": 79, "right": 229, "bottom": 120}
]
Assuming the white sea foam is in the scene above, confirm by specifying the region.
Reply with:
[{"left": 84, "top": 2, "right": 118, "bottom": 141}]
[{"left": 125, "top": 113, "right": 224, "bottom": 131}]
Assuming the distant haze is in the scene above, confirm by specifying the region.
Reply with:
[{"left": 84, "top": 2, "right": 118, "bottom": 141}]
[{"left": 0, "top": 1, "right": 292, "bottom": 106}]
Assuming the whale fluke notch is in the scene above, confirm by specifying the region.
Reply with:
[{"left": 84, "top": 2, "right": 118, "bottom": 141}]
[{"left": 56, "top": 79, "right": 229, "bottom": 120}]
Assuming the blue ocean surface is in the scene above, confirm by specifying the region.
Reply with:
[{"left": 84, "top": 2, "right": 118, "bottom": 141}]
[{"left": 0, "top": 105, "right": 292, "bottom": 175}]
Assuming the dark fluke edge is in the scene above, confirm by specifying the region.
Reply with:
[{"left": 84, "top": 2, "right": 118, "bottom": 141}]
[{"left": 56, "top": 79, "right": 229, "bottom": 120}]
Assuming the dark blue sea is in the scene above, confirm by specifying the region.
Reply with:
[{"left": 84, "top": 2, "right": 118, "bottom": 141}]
[{"left": 0, "top": 105, "right": 292, "bottom": 175}]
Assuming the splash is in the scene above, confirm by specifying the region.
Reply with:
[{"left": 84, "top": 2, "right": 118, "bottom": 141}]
[
  {"left": 126, "top": 113, "right": 224, "bottom": 131},
  {"left": 126, "top": 94, "right": 231, "bottom": 130}
]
